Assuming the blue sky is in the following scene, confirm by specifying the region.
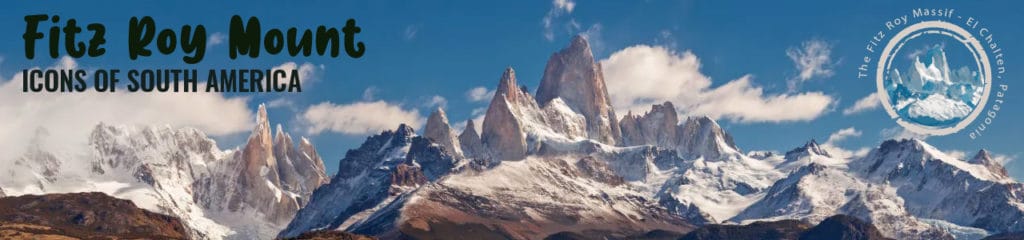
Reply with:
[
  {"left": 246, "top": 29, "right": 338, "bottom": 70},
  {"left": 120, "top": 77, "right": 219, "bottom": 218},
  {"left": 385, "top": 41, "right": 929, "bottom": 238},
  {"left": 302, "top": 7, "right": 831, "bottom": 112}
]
[{"left": 1, "top": 0, "right": 1021, "bottom": 179}]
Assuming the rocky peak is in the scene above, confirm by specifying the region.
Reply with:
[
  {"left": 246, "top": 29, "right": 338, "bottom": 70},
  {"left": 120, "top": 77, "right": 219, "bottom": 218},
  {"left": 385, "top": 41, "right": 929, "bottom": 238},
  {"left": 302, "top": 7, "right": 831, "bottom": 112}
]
[
  {"left": 240, "top": 103, "right": 280, "bottom": 186},
  {"left": 482, "top": 69, "right": 528, "bottom": 161},
  {"left": 393, "top": 124, "right": 416, "bottom": 146},
  {"left": 423, "top": 108, "right": 463, "bottom": 158},
  {"left": 458, "top": 119, "right": 484, "bottom": 159},
  {"left": 619, "top": 101, "right": 680, "bottom": 147},
  {"left": 970, "top": 149, "right": 995, "bottom": 164},
  {"left": 784, "top": 139, "right": 832, "bottom": 161},
  {"left": 223, "top": 104, "right": 329, "bottom": 225},
  {"left": 536, "top": 35, "right": 621, "bottom": 145},
  {"left": 495, "top": 67, "right": 523, "bottom": 103},
  {"left": 677, "top": 116, "right": 739, "bottom": 160},
  {"left": 970, "top": 149, "right": 1010, "bottom": 179}
]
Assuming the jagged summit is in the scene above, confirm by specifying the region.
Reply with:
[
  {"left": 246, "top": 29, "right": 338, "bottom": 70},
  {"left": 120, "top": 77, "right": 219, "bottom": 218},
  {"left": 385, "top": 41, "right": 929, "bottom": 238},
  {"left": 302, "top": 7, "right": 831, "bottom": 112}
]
[
  {"left": 536, "top": 35, "right": 621, "bottom": 145},
  {"left": 424, "top": 107, "right": 463, "bottom": 158},
  {"left": 620, "top": 101, "right": 680, "bottom": 147},
  {"left": 971, "top": 149, "right": 1011, "bottom": 179},
  {"left": 458, "top": 119, "right": 484, "bottom": 159},
  {"left": 785, "top": 139, "right": 831, "bottom": 160}
]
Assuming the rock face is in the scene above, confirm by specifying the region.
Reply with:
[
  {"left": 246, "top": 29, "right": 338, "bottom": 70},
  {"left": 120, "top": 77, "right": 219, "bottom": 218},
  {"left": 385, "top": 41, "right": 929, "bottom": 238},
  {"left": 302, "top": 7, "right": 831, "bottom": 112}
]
[
  {"left": 458, "top": 119, "right": 485, "bottom": 159},
  {"left": 424, "top": 108, "right": 464, "bottom": 158},
  {"left": 970, "top": 149, "right": 1011, "bottom": 180},
  {"left": 536, "top": 35, "right": 622, "bottom": 145},
  {"left": 481, "top": 68, "right": 530, "bottom": 161},
  {"left": 2, "top": 104, "right": 329, "bottom": 240},
  {"left": 677, "top": 116, "right": 740, "bottom": 160},
  {"left": 619, "top": 102, "right": 679, "bottom": 147},
  {"left": 279, "top": 124, "right": 459, "bottom": 238},
  {"left": 0, "top": 192, "right": 189, "bottom": 239},
  {"left": 784, "top": 139, "right": 831, "bottom": 161},
  {"left": 202, "top": 104, "right": 330, "bottom": 226}
]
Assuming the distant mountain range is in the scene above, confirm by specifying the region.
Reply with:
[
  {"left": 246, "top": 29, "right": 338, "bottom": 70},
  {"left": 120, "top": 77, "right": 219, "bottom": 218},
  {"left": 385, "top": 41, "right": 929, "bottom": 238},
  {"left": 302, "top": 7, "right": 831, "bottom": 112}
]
[{"left": 2, "top": 36, "right": 1022, "bottom": 240}]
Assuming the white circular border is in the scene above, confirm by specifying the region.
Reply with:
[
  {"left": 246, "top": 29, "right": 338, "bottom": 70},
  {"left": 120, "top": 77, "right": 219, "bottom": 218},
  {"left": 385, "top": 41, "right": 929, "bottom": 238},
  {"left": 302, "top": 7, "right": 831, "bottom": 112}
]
[{"left": 876, "top": 20, "right": 992, "bottom": 136}]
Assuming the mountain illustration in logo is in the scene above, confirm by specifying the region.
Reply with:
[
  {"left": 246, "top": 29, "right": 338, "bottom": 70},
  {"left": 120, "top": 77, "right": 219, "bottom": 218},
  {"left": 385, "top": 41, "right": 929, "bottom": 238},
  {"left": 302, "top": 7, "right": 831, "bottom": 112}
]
[{"left": 886, "top": 45, "right": 985, "bottom": 127}]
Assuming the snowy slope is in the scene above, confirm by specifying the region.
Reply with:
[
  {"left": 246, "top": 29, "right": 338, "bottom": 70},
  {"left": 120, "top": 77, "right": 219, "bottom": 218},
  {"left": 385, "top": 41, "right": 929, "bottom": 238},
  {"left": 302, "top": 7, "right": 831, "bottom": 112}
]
[
  {"left": 281, "top": 36, "right": 1023, "bottom": 240},
  {"left": 0, "top": 105, "right": 328, "bottom": 240}
]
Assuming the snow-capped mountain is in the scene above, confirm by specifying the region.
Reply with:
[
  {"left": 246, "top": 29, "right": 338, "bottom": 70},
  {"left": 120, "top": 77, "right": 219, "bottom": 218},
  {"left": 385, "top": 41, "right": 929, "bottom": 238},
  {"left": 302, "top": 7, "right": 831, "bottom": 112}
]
[
  {"left": 282, "top": 35, "right": 1023, "bottom": 240},
  {"left": 0, "top": 104, "right": 328, "bottom": 240}
]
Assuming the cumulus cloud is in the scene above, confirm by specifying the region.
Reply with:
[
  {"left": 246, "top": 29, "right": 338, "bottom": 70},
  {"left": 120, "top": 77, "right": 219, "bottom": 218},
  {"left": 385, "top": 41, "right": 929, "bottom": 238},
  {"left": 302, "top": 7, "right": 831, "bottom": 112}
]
[
  {"left": 0, "top": 56, "right": 254, "bottom": 160},
  {"left": 272, "top": 62, "right": 320, "bottom": 85},
  {"left": 787, "top": 39, "right": 835, "bottom": 90},
  {"left": 825, "top": 127, "right": 862, "bottom": 145},
  {"left": 842, "top": 92, "right": 881, "bottom": 115},
  {"left": 300, "top": 100, "right": 424, "bottom": 135},
  {"left": 466, "top": 87, "right": 495, "bottom": 102},
  {"left": 601, "top": 45, "right": 835, "bottom": 123}
]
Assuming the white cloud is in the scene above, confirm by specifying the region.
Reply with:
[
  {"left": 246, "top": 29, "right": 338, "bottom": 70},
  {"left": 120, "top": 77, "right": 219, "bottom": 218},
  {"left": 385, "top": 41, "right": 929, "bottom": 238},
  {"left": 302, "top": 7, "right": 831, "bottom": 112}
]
[
  {"left": 362, "top": 86, "right": 379, "bottom": 101},
  {"left": 266, "top": 98, "right": 297, "bottom": 111},
  {"left": 425, "top": 95, "right": 447, "bottom": 108},
  {"left": 466, "top": 87, "right": 495, "bottom": 102},
  {"left": 601, "top": 45, "right": 835, "bottom": 123},
  {"left": 787, "top": 39, "right": 835, "bottom": 90},
  {"left": 826, "top": 127, "right": 862, "bottom": 145},
  {"left": 403, "top": 25, "right": 420, "bottom": 40},
  {"left": 992, "top": 153, "right": 1016, "bottom": 165},
  {"left": 209, "top": 32, "right": 227, "bottom": 46},
  {"left": 579, "top": 24, "right": 604, "bottom": 53},
  {"left": 273, "top": 62, "right": 320, "bottom": 85},
  {"left": 300, "top": 100, "right": 424, "bottom": 135},
  {"left": 880, "top": 126, "right": 929, "bottom": 141},
  {"left": 0, "top": 56, "right": 253, "bottom": 160},
  {"left": 843, "top": 92, "right": 881, "bottom": 115},
  {"left": 542, "top": 0, "right": 577, "bottom": 41},
  {"left": 655, "top": 29, "right": 678, "bottom": 50},
  {"left": 816, "top": 127, "right": 869, "bottom": 159}
]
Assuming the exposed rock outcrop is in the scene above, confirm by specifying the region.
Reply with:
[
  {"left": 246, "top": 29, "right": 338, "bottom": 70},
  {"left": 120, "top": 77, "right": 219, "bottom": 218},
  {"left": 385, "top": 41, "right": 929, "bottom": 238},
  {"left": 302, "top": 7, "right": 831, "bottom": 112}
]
[
  {"left": 0, "top": 192, "right": 188, "bottom": 239},
  {"left": 536, "top": 35, "right": 622, "bottom": 145},
  {"left": 784, "top": 139, "right": 831, "bottom": 161},
  {"left": 458, "top": 119, "right": 485, "bottom": 159},
  {"left": 424, "top": 108, "right": 464, "bottom": 158},
  {"left": 677, "top": 116, "right": 740, "bottom": 160},
  {"left": 217, "top": 104, "right": 330, "bottom": 225},
  {"left": 970, "top": 149, "right": 1011, "bottom": 180},
  {"left": 481, "top": 68, "right": 530, "bottom": 161},
  {"left": 619, "top": 101, "right": 680, "bottom": 147}
]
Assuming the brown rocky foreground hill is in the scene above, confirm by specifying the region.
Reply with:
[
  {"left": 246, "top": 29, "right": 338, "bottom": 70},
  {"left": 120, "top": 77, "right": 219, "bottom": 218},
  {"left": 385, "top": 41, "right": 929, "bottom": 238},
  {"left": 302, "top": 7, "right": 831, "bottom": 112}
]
[{"left": 0, "top": 192, "right": 188, "bottom": 239}]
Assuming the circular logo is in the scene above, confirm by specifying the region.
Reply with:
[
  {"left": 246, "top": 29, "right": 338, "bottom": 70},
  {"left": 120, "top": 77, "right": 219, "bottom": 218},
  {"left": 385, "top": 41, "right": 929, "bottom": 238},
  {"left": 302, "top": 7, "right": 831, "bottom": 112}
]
[{"left": 876, "top": 20, "right": 992, "bottom": 136}]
